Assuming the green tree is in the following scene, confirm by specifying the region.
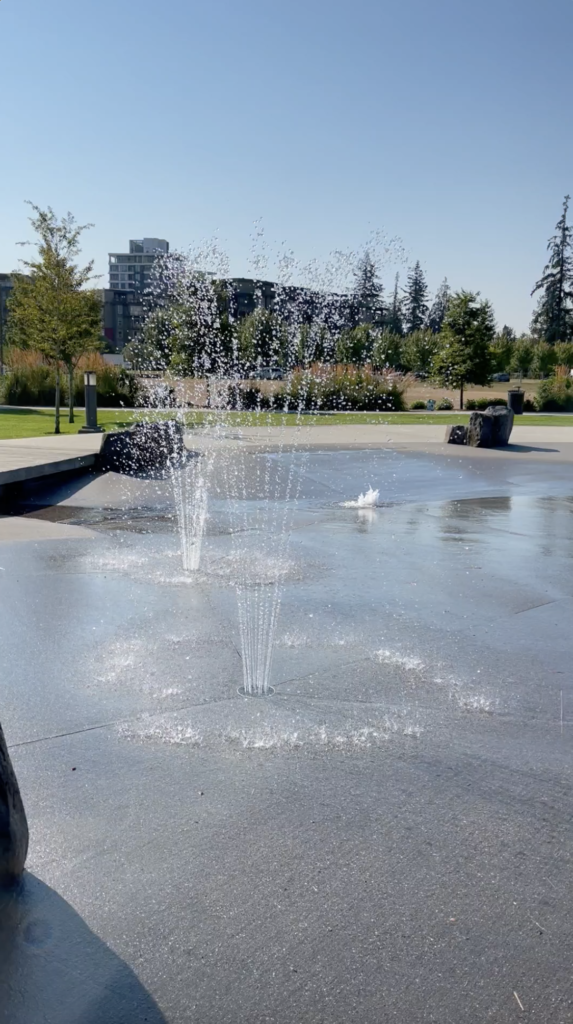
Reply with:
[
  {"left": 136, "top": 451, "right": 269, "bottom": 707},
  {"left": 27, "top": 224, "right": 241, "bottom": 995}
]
[
  {"left": 427, "top": 278, "right": 451, "bottom": 334},
  {"left": 371, "top": 329, "right": 402, "bottom": 371},
  {"left": 531, "top": 195, "right": 573, "bottom": 343},
  {"left": 335, "top": 324, "right": 374, "bottom": 365},
  {"left": 432, "top": 290, "right": 495, "bottom": 410},
  {"left": 294, "top": 322, "right": 332, "bottom": 368},
  {"left": 401, "top": 329, "right": 440, "bottom": 377},
  {"left": 510, "top": 336, "right": 535, "bottom": 379},
  {"left": 139, "top": 265, "right": 229, "bottom": 376},
  {"left": 385, "top": 273, "right": 404, "bottom": 335},
  {"left": 7, "top": 204, "right": 102, "bottom": 431},
  {"left": 352, "top": 250, "right": 385, "bottom": 327},
  {"left": 553, "top": 341, "right": 573, "bottom": 369},
  {"left": 490, "top": 327, "right": 515, "bottom": 373},
  {"left": 531, "top": 341, "right": 557, "bottom": 379},
  {"left": 403, "top": 261, "right": 429, "bottom": 334},
  {"left": 236, "top": 309, "right": 287, "bottom": 371}
]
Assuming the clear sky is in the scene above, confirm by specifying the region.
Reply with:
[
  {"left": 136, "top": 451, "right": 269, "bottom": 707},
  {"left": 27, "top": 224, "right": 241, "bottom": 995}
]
[{"left": 1, "top": 0, "right": 572, "bottom": 331}]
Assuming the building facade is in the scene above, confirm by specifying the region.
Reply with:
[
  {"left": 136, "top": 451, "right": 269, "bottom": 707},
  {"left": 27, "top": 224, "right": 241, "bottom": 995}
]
[{"left": 104, "top": 238, "right": 169, "bottom": 349}]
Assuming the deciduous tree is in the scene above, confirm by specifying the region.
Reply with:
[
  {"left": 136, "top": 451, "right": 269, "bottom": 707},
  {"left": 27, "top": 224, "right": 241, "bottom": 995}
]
[
  {"left": 432, "top": 290, "right": 495, "bottom": 410},
  {"left": 7, "top": 204, "right": 101, "bottom": 430}
]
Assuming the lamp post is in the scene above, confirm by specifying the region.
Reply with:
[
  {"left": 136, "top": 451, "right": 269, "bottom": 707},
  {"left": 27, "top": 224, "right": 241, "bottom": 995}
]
[{"left": 79, "top": 372, "right": 104, "bottom": 433}]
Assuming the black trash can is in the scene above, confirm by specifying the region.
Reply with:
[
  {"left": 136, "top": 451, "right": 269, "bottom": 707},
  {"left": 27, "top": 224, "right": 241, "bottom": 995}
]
[{"left": 507, "top": 388, "right": 525, "bottom": 415}]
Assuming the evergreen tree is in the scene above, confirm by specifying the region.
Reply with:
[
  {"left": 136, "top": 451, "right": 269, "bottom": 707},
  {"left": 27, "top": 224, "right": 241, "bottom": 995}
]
[
  {"left": 385, "top": 274, "right": 404, "bottom": 335},
  {"left": 352, "top": 250, "right": 385, "bottom": 327},
  {"left": 531, "top": 195, "right": 573, "bottom": 343},
  {"left": 403, "top": 261, "right": 429, "bottom": 334},
  {"left": 432, "top": 290, "right": 495, "bottom": 409},
  {"left": 499, "top": 324, "right": 516, "bottom": 343},
  {"left": 427, "top": 278, "right": 451, "bottom": 333}
]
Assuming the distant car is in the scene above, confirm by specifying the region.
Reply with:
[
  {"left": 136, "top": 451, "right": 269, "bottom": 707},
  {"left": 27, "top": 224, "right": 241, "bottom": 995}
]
[
  {"left": 256, "top": 366, "right": 284, "bottom": 380},
  {"left": 491, "top": 372, "right": 510, "bottom": 382}
]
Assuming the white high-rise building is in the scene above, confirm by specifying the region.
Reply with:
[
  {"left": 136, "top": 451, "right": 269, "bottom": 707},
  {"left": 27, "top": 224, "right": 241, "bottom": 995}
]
[{"left": 108, "top": 238, "right": 169, "bottom": 292}]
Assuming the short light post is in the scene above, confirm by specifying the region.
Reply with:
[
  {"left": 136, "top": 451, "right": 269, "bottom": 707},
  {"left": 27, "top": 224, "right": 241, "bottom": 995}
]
[{"left": 79, "top": 372, "right": 104, "bottom": 433}]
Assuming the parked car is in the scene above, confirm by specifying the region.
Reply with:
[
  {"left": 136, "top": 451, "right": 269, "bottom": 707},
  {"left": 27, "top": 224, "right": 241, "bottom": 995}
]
[
  {"left": 491, "top": 372, "right": 510, "bottom": 382},
  {"left": 256, "top": 365, "right": 284, "bottom": 380}
]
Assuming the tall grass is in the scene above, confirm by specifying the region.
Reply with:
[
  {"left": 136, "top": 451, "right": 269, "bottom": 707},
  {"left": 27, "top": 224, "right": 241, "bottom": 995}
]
[
  {"left": 276, "top": 365, "right": 408, "bottom": 412},
  {"left": 1, "top": 350, "right": 137, "bottom": 407}
]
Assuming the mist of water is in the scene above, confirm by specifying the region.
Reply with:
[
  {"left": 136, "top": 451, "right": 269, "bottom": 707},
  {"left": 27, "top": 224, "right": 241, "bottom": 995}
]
[{"left": 134, "top": 227, "right": 403, "bottom": 694}]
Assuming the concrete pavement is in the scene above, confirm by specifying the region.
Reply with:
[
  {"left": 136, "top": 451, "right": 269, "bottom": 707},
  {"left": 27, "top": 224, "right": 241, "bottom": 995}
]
[
  {"left": 2, "top": 422, "right": 573, "bottom": 498},
  {"left": 0, "top": 434, "right": 103, "bottom": 489}
]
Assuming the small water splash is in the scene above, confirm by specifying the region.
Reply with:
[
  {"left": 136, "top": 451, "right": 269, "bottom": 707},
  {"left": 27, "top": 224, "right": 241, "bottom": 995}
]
[
  {"left": 374, "top": 649, "right": 425, "bottom": 672},
  {"left": 342, "top": 487, "right": 380, "bottom": 508},
  {"left": 454, "top": 693, "right": 497, "bottom": 714},
  {"left": 119, "top": 718, "right": 423, "bottom": 750}
]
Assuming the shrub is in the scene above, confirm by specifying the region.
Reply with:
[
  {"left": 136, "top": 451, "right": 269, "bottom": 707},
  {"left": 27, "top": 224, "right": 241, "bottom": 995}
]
[
  {"left": 1, "top": 365, "right": 58, "bottom": 405},
  {"left": 236, "top": 385, "right": 272, "bottom": 411},
  {"left": 410, "top": 400, "right": 427, "bottom": 410},
  {"left": 276, "top": 367, "right": 407, "bottom": 412},
  {"left": 0, "top": 363, "right": 137, "bottom": 407},
  {"left": 535, "top": 375, "right": 573, "bottom": 412},
  {"left": 523, "top": 398, "right": 536, "bottom": 412},
  {"left": 73, "top": 366, "right": 137, "bottom": 408},
  {"left": 465, "top": 397, "right": 507, "bottom": 410},
  {"left": 437, "top": 397, "right": 454, "bottom": 410}
]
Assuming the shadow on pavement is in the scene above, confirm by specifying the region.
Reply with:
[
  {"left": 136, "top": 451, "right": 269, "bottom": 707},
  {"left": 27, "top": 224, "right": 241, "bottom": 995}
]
[
  {"left": 503, "top": 443, "right": 560, "bottom": 453},
  {"left": 0, "top": 873, "right": 167, "bottom": 1024}
]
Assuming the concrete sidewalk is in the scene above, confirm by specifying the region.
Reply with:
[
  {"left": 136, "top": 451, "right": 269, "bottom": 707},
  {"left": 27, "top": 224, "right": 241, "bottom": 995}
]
[
  {"left": 0, "top": 434, "right": 104, "bottom": 488},
  {"left": 190, "top": 422, "right": 573, "bottom": 460},
  {"left": 2, "top": 423, "right": 573, "bottom": 492}
]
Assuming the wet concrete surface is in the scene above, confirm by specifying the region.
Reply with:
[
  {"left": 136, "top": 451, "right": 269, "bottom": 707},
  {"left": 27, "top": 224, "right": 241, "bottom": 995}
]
[{"left": 1, "top": 448, "right": 573, "bottom": 1022}]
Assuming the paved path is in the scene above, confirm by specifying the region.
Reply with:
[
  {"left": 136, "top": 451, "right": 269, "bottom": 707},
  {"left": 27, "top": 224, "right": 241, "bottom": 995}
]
[
  {"left": 2, "top": 423, "right": 573, "bottom": 492},
  {"left": 0, "top": 434, "right": 104, "bottom": 488},
  {"left": 190, "top": 422, "right": 573, "bottom": 460}
]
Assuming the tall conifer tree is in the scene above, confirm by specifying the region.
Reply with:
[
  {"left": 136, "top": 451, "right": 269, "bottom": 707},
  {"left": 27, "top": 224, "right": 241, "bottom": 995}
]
[
  {"left": 352, "top": 250, "right": 385, "bottom": 327},
  {"left": 403, "top": 261, "right": 429, "bottom": 334},
  {"left": 427, "top": 278, "right": 451, "bottom": 333},
  {"left": 531, "top": 195, "right": 573, "bottom": 343},
  {"left": 385, "top": 273, "right": 404, "bottom": 335}
]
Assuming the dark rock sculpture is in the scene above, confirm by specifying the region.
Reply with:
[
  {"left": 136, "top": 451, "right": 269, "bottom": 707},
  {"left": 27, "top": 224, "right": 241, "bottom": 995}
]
[
  {"left": 98, "top": 420, "right": 187, "bottom": 474},
  {"left": 467, "top": 412, "right": 495, "bottom": 447},
  {"left": 0, "top": 723, "right": 28, "bottom": 886},
  {"left": 445, "top": 424, "right": 468, "bottom": 445},
  {"left": 445, "top": 407, "right": 514, "bottom": 448},
  {"left": 484, "top": 405, "right": 514, "bottom": 446}
]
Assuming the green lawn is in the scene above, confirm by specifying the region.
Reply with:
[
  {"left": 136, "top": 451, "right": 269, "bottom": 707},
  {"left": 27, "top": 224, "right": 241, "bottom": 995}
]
[
  {"left": 0, "top": 407, "right": 138, "bottom": 438},
  {"left": 1, "top": 406, "right": 573, "bottom": 439}
]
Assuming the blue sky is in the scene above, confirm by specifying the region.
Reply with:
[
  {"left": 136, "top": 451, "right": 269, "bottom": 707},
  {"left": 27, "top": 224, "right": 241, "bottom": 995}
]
[{"left": 1, "top": 0, "right": 572, "bottom": 330}]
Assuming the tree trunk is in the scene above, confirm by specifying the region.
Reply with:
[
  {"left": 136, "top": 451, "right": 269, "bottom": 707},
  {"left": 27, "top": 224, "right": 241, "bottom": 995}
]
[
  {"left": 54, "top": 365, "right": 61, "bottom": 434},
  {"left": 460, "top": 382, "right": 464, "bottom": 411},
  {"left": 68, "top": 364, "right": 74, "bottom": 423}
]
